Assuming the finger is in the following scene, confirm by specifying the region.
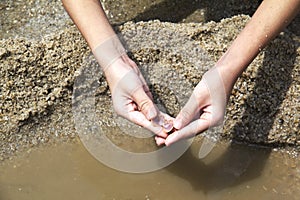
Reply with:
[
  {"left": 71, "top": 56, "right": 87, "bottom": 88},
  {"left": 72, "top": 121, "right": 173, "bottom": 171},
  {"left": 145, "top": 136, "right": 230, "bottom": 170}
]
[
  {"left": 113, "top": 68, "right": 156, "bottom": 120},
  {"left": 127, "top": 111, "right": 169, "bottom": 138},
  {"left": 155, "top": 136, "right": 166, "bottom": 146},
  {"left": 134, "top": 66, "right": 154, "bottom": 101},
  {"left": 132, "top": 86, "right": 158, "bottom": 120},
  {"left": 142, "top": 83, "right": 154, "bottom": 101},
  {"left": 130, "top": 64, "right": 154, "bottom": 100},
  {"left": 173, "top": 93, "right": 200, "bottom": 130},
  {"left": 159, "top": 112, "right": 175, "bottom": 121},
  {"left": 153, "top": 112, "right": 175, "bottom": 133},
  {"left": 165, "top": 117, "right": 210, "bottom": 146}
]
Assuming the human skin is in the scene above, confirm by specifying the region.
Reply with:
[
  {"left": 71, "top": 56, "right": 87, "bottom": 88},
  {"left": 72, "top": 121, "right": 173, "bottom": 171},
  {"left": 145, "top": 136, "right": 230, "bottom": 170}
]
[
  {"left": 62, "top": 0, "right": 169, "bottom": 138},
  {"left": 160, "top": 0, "right": 300, "bottom": 146}
]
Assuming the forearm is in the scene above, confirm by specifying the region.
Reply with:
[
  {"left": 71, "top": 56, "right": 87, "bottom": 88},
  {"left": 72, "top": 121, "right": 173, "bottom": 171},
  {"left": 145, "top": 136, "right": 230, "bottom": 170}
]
[
  {"left": 217, "top": 0, "right": 300, "bottom": 89},
  {"left": 62, "top": 0, "right": 129, "bottom": 88},
  {"left": 62, "top": 0, "right": 116, "bottom": 50}
]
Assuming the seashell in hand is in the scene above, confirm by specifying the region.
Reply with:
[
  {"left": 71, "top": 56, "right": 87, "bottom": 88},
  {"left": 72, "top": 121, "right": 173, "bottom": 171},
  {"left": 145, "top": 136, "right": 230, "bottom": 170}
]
[{"left": 151, "top": 114, "right": 174, "bottom": 133}]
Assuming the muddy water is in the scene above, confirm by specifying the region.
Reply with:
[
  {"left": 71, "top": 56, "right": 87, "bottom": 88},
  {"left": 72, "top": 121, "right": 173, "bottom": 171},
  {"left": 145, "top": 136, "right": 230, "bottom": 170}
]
[{"left": 1, "top": 140, "right": 299, "bottom": 200}]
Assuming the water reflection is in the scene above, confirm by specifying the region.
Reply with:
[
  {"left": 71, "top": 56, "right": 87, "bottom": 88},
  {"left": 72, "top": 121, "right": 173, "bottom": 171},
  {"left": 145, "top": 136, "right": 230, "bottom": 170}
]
[{"left": 168, "top": 141, "right": 271, "bottom": 193}]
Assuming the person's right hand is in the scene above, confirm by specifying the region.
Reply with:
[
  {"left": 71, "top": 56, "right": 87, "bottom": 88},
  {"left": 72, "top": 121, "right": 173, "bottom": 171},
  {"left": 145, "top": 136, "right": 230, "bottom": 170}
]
[
  {"left": 104, "top": 54, "right": 170, "bottom": 139},
  {"left": 92, "top": 35, "right": 172, "bottom": 139}
]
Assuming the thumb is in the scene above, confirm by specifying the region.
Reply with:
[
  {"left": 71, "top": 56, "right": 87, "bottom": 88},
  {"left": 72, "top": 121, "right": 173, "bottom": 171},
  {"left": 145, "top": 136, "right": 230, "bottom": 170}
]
[
  {"left": 165, "top": 117, "right": 210, "bottom": 146},
  {"left": 132, "top": 86, "right": 158, "bottom": 120},
  {"left": 174, "top": 93, "right": 200, "bottom": 130}
]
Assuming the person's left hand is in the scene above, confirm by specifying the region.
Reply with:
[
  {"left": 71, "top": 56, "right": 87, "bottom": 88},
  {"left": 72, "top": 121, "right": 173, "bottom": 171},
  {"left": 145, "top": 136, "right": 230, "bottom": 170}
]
[{"left": 155, "top": 67, "right": 229, "bottom": 146}]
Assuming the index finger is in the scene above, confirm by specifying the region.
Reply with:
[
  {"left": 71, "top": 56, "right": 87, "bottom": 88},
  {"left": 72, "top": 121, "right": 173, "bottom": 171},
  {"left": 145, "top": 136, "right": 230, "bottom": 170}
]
[
  {"left": 165, "top": 116, "right": 210, "bottom": 146},
  {"left": 127, "top": 111, "right": 169, "bottom": 138}
]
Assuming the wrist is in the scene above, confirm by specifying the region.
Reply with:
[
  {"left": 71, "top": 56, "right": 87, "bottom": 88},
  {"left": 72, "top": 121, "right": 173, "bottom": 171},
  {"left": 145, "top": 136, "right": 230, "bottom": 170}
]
[
  {"left": 104, "top": 55, "right": 135, "bottom": 93},
  {"left": 214, "top": 50, "right": 249, "bottom": 94},
  {"left": 92, "top": 35, "right": 126, "bottom": 72},
  {"left": 213, "top": 64, "right": 238, "bottom": 96}
]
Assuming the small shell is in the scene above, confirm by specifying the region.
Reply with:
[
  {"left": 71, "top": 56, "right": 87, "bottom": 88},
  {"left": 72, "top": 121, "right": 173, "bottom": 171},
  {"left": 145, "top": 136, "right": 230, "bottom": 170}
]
[
  {"left": 162, "top": 119, "right": 174, "bottom": 132},
  {"left": 151, "top": 114, "right": 174, "bottom": 133}
]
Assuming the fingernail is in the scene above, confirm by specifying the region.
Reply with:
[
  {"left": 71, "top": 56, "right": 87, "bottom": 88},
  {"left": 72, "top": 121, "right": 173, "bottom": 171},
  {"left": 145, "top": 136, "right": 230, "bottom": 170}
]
[
  {"left": 155, "top": 136, "right": 166, "bottom": 146},
  {"left": 173, "top": 118, "right": 182, "bottom": 129},
  {"left": 165, "top": 131, "right": 179, "bottom": 146}
]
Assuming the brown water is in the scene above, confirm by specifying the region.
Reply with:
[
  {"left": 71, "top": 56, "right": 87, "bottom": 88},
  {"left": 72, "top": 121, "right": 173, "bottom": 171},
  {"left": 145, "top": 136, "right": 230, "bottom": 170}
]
[{"left": 1, "top": 140, "right": 299, "bottom": 200}]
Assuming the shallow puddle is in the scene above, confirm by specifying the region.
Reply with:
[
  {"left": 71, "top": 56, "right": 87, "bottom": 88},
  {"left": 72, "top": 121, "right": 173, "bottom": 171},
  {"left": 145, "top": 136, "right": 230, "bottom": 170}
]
[{"left": 0, "top": 139, "right": 299, "bottom": 200}]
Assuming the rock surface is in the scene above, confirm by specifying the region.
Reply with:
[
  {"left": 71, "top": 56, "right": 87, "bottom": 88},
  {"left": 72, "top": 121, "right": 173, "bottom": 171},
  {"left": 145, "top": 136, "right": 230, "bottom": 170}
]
[
  {"left": 0, "top": 0, "right": 300, "bottom": 160},
  {"left": 0, "top": 5, "right": 299, "bottom": 159}
]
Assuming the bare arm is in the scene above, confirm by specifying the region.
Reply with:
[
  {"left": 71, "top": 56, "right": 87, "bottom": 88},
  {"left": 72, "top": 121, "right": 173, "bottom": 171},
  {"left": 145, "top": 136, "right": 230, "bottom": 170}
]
[
  {"left": 218, "top": 0, "right": 300, "bottom": 91},
  {"left": 62, "top": 0, "right": 172, "bottom": 138},
  {"left": 164, "top": 0, "right": 300, "bottom": 146},
  {"left": 62, "top": 0, "right": 115, "bottom": 50}
]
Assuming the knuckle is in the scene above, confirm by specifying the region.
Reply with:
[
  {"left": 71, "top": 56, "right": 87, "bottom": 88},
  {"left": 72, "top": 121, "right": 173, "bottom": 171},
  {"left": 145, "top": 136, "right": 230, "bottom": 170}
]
[{"left": 138, "top": 99, "right": 152, "bottom": 112}]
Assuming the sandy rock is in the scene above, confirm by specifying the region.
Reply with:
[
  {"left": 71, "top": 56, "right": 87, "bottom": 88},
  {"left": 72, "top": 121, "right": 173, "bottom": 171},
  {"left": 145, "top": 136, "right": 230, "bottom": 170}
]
[{"left": 0, "top": 15, "right": 299, "bottom": 159}]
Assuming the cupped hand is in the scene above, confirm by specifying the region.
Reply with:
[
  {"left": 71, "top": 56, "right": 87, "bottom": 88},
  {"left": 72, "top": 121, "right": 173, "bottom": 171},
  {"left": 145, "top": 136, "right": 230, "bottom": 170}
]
[
  {"left": 155, "top": 67, "right": 229, "bottom": 146},
  {"left": 105, "top": 54, "right": 169, "bottom": 138}
]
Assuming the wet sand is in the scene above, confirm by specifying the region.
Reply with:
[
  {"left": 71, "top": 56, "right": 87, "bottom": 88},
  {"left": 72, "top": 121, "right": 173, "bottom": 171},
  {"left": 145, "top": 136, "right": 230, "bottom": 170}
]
[{"left": 1, "top": 15, "right": 299, "bottom": 160}]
